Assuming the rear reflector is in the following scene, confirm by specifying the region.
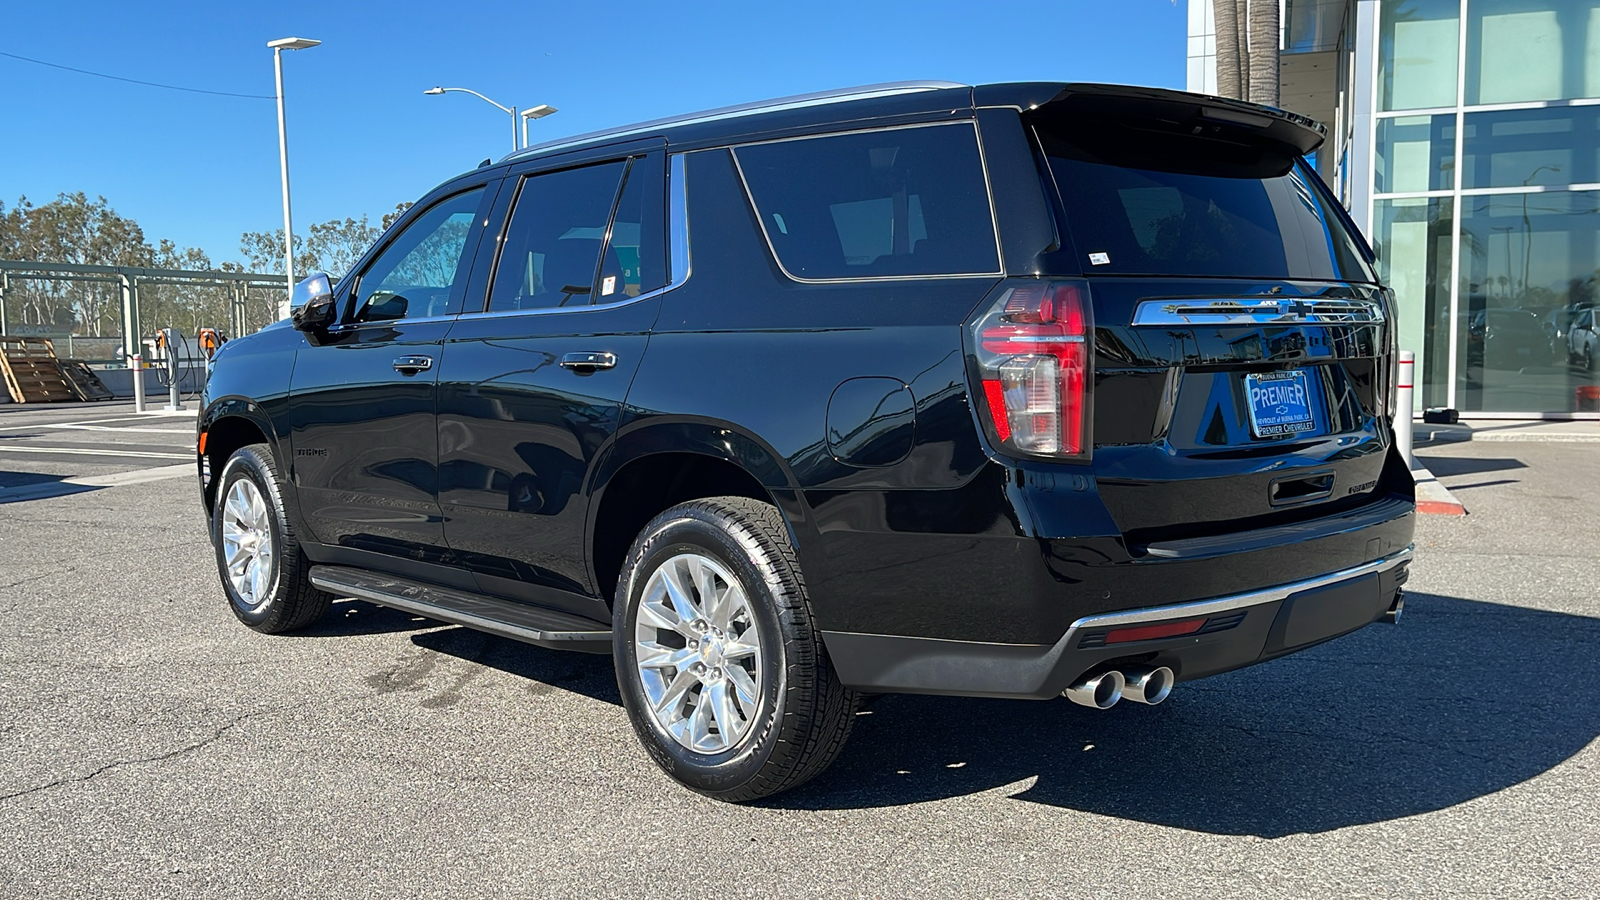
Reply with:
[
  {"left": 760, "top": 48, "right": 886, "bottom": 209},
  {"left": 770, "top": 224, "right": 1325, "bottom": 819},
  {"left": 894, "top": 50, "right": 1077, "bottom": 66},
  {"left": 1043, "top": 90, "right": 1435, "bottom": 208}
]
[
  {"left": 1104, "top": 618, "right": 1207, "bottom": 644},
  {"left": 981, "top": 380, "right": 1011, "bottom": 442}
]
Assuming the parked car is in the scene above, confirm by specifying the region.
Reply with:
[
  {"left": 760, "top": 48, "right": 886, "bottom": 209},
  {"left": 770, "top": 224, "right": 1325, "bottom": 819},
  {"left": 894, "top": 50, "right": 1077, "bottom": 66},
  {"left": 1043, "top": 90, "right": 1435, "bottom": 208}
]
[
  {"left": 197, "top": 81, "right": 1415, "bottom": 801},
  {"left": 1569, "top": 308, "right": 1600, "bottom": 370},
  {"left": 1467, "top": 308, "right": 1555, "bottom": 371}
]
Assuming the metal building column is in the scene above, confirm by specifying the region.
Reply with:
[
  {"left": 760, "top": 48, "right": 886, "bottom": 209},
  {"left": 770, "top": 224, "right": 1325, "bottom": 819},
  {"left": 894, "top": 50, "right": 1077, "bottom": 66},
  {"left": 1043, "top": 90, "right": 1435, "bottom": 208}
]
[{"left": 1348, "top": 0, "right": 1379, "bottom": 238}]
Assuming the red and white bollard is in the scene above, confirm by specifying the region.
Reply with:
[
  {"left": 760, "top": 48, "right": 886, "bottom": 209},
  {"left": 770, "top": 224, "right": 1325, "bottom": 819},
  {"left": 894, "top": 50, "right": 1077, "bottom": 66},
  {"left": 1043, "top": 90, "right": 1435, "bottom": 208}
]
[{"left": 1396, "top": 350, "right": 1415, "bottom": 469}]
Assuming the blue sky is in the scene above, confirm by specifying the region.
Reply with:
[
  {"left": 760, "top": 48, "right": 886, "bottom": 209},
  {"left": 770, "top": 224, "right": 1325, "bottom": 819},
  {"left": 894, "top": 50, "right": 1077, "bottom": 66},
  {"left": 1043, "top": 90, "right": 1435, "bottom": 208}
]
[{"left": 0, "top": 0, "right": 1185, "bottom": 268}]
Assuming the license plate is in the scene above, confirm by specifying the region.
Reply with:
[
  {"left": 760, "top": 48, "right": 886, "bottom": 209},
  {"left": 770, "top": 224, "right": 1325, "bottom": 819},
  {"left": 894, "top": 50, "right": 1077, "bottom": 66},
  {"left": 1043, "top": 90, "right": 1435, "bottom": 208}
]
[{"left": 1245, "top": 370, "right": 1316, "bottom": 438}]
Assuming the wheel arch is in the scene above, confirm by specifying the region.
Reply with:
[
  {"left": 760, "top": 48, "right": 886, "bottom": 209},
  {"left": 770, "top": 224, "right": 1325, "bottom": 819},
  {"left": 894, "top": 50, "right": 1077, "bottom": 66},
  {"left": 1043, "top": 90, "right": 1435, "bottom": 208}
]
[
  {"left": 587, "top": 419, "right": 811, "bottom": 605},
  {"left": 199, "top": 398, "right": 284, "bottom": 514}
]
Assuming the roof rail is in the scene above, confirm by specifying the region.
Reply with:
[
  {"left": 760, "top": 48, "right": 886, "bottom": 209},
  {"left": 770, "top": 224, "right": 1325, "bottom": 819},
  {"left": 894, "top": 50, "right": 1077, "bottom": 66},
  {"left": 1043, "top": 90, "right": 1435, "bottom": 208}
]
[{"left": 501, "top": 80, "right": 970, "bottom": 163}]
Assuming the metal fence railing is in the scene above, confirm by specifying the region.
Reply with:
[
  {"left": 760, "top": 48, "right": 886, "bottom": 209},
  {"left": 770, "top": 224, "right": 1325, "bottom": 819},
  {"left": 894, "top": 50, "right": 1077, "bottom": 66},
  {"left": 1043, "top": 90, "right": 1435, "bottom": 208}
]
[{"left": 0, "top": 260, "right": 287, "bottom": 364}]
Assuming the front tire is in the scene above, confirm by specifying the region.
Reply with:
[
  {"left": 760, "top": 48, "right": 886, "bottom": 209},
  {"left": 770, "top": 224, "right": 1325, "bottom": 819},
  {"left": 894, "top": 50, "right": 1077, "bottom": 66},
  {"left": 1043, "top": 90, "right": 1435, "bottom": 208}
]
[
  {"left": 614, "top": 496, "right": 857, "bottom": 802},
  {"left": 211, "top": 443, "right": 331, "bottom": 633}
]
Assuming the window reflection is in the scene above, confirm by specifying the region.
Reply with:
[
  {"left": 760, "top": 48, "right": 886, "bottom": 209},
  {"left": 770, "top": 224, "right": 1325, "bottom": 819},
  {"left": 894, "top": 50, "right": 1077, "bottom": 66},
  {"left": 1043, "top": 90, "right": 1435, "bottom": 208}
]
[
  {"left": 1466, "top": 0, "right": 1600, "bottom": 106},
  {"left": 1374, "top": 198, "right": 1455, "bottom": 409},
  {"left": 1377, "top": 114, "right": 1456, "bottom": 192},
  {"left": 1456, "top": 190, "right": 1600, "bottom": 411},
  {"left": 1462, "top": 106, "right": 1599, "bottom": 189},
  {"left": 1379, "top": 0, "right": 1461, "bottom": 111}
]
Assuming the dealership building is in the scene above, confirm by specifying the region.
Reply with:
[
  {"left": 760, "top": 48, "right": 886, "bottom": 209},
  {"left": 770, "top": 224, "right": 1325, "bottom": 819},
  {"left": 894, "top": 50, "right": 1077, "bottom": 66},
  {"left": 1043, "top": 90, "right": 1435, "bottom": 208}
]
[{"left": 1188, "top": 0, "right": 1600, "bottom": 417}]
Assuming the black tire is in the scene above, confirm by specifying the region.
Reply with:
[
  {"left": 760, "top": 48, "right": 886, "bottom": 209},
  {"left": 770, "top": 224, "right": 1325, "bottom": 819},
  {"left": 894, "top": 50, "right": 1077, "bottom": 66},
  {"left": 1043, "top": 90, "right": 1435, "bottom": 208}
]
[
  {"left": 210, "top": 443, "right": 331, "bottom": 634},
  {"left": 613, "top": 496, "right": 857, "bottom": 802}
]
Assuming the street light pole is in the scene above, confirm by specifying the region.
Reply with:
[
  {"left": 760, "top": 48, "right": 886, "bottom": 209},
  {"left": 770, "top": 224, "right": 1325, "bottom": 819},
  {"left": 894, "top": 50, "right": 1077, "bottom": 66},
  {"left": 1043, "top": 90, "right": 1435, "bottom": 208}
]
[
  {"left": 521, "top": 104, "right": 559, "bottom": 149},
  {"left": 268, "top": 36, "right": 320, "bottom": 319},
  {"left": 425, "top": 87, "right": 550, "bottom": 153}
]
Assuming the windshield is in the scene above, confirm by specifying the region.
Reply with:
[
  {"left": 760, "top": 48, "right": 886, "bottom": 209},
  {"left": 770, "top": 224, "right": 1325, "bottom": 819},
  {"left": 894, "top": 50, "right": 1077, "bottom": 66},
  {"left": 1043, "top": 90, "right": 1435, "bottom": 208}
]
[{"left": 1033, "top": 116, "right": 1376, "bottom": 282}]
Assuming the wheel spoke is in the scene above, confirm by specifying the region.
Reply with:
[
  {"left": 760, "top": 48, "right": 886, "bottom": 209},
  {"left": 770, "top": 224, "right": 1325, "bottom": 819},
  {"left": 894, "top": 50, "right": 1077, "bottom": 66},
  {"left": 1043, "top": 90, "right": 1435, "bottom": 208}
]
[
  {"left": 722, "top": 635, "right": 759, "bottom": 661},
  {"left": 249, "top": 494, "right": 269, "bottom": 532},
  {"left": 224, "top": 489, "right": 250, "bottom": 524},
  {"left": 691, "top": 562, "right": 720, "bottom": 623},
  {"left": 707, "top": 680, "right": 742, "bottom": 742},
  {"left": 727, "top": 666, "right": 759, "bottom": 713},
  {"left": 660, "top": 559, "right": 702, "bottom": 625},
  {"left": 637, "top": 643, "right": 695, "bottom": 672},
  {"left": 688, "top": 692, "right": 713, "bottom": 748},
  {"left": 652, "top": 667, "right": 698, "bottom": 715},
  {"left": 633, "top": 598, "right": 684, "bottom": 634},
  {"left": 704, "top": 584, "right": 733, "bottom": 632}
]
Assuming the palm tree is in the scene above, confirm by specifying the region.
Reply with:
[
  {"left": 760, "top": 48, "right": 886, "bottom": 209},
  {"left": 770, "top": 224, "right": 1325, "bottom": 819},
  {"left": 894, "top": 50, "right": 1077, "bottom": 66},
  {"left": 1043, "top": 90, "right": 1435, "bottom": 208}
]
[
  {"left": 1214, "top": 0, "right": 1246, "bottom": 99},
  {"left": 1246, "top": 0, "right": 1279, "bottom": 106},
  {"left": 1213, "top": 0, "right": 1279, "bottom": 105}
]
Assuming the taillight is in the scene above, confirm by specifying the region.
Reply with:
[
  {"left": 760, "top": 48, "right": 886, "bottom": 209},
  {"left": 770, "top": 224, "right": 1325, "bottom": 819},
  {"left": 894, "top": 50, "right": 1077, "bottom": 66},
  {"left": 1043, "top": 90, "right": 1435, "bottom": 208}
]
[{"left": 969, "top": 280, "right": 1093, "bottom": 459}]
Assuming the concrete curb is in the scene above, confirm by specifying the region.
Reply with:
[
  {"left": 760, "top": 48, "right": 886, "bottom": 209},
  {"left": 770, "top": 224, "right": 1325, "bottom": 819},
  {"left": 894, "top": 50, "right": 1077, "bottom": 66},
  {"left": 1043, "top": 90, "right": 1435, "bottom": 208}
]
[
  {"left": 1416, "top": 426, "right": 1600, "bottom": 444},
  {"left": 1412, "top": 463, "right": 1466, "bottom": 516}
]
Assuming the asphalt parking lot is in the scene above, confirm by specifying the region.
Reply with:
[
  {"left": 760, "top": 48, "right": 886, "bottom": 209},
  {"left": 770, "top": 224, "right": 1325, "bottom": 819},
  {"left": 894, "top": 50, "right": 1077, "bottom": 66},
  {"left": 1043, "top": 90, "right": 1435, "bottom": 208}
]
[{"left": 1, "top": 401, "right": 1596, "bottom": 899}]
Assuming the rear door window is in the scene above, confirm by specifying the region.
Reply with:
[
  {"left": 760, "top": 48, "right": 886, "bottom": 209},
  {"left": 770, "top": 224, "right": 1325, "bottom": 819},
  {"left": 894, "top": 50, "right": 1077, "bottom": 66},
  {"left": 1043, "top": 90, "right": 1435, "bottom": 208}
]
[
  {"left": 1034, "top": 118, "right": 1375, "bottom": 282},
  {"left": 488, "top": 162, "right": 627, "bottom": 312},
  {"left": 733, "top": 122, "right": 1000, "bottom": 280}
]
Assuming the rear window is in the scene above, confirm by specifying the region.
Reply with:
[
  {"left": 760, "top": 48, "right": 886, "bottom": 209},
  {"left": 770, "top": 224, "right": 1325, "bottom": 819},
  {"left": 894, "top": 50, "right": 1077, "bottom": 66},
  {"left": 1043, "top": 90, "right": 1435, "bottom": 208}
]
[
  {"left": 733, "top": 123, "right": 1000, "bottom": 280},
  {"left": 1035, "top": 118, "right": 1375, "bottom": 282}
]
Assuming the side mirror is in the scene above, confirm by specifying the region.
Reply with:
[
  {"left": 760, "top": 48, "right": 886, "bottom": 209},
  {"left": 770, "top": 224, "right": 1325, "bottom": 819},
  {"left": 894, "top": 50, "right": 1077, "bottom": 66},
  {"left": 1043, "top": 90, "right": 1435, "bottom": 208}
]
[{"left": 290, "top": 273, "right": 336, "bottom": 331}]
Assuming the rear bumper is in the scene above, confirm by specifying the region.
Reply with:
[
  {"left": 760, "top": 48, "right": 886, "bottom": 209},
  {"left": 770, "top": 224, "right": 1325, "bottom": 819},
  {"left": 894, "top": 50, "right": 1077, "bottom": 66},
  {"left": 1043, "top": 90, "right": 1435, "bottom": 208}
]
[{"left": 823, "top": 544, "right": 1412, "bottom": 699}]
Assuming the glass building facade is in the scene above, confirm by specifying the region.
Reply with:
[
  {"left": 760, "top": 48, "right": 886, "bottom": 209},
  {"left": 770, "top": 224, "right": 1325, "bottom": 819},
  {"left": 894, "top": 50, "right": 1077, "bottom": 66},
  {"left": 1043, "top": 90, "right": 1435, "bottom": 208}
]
[{"left": 1191, "top": 0, "right": 1600, "bottom": 417}]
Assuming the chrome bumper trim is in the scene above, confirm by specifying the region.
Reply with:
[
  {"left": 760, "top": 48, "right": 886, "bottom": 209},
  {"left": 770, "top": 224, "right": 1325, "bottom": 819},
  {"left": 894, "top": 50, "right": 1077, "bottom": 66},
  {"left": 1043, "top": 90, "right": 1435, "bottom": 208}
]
[{"left": 1064, "top": 544, "right": 1415, "bottom": 639}]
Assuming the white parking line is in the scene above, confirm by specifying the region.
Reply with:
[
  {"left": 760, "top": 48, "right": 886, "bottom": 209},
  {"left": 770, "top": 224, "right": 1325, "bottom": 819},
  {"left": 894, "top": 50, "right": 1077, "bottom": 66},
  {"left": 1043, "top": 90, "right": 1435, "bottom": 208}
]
[
  {"left": 0, "top": 446, "right": 192, "bottom": 460},
  {"left": 0, "top": 413, "right": 196, "bottom": 432},
  {"left": 42, "top": 424, "right": 195, "bottom": 434},
  {"left": 0, "top": 463, "right": 194, "bottom": 503}
]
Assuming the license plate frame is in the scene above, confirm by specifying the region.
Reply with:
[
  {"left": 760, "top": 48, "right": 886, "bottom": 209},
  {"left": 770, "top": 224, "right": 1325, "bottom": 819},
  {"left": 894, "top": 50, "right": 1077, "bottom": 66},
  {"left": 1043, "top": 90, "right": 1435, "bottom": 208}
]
[{"left": 1245, "top": 369, "right": 1316, "bottom": 438}]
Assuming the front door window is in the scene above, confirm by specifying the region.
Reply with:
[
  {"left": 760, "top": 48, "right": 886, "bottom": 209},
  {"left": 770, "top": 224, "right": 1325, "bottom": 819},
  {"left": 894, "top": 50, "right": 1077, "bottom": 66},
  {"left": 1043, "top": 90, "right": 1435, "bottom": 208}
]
[{"left": 351, "top": 187, "right": 485, "bottom": 322}]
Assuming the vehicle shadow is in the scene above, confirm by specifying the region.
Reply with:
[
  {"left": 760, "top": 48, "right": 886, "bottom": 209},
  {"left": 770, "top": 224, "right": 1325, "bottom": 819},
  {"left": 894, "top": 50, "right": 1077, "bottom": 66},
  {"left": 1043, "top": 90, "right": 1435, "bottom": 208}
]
[
  {"left": 773, "top": 592, "right": 1600, "bottom": 836},
  {"left": 410, "top": 625, "right": 622, "bottom": 706},
  {"left": 0, "top": 469, "right": 65, "bottom": 488}
]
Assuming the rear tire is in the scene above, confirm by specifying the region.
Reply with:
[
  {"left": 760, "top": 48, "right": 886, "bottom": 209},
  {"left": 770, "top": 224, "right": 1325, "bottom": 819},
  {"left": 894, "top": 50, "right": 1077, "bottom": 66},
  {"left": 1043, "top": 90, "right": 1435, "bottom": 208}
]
[
  {"left": 211, "top": 443, "right": 331, "bottom": 634},
  {"left": 613, "top": 496, "right": 857, "bottom": 802}
]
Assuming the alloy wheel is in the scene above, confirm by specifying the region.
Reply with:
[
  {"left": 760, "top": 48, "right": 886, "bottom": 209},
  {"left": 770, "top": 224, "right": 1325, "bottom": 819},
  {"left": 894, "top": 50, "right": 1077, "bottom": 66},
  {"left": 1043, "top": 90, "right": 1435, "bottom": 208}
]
[
  {"left": 633, "top": 552, "right": 764, "bottom": 754},
  {"left": 220, "top": 478, "right": 275, "bottom": 612}
]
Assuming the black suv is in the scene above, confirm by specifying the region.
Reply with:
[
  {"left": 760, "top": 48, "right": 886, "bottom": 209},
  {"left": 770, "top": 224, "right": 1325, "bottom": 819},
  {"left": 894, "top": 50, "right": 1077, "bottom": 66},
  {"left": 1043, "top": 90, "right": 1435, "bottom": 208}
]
[{"left": 199, "top": 81, "right": 1414, "bottom": 801}]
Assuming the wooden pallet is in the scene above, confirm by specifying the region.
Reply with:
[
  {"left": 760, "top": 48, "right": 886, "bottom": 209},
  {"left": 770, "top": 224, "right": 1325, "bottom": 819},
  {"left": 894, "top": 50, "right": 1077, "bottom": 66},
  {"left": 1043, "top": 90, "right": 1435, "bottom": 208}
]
[
  {"left": 0, "top": 337, "right": 78, "bottom": 403},
  {"left": 59, "top": 359, "right": 116, "bottom": 401}
]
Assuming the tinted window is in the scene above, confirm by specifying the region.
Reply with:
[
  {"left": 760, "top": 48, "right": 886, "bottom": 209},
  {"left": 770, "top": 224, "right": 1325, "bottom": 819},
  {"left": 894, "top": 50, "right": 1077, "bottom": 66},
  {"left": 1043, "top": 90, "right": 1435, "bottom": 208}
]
[
  {"left": 351, "top": 187, "right": 484, "bottom": 322},
  {"left": 489, "top": 162, "right": 626, "bottom": 312},
  {"left": 597, "top": 157, "right": 668, "bottom": 301},
  {"left": 733, "top": 123, "right": 999, "bottom": 279},
  {"left": 1036, "top": 119, "right": 1375, "bottom": 282}
]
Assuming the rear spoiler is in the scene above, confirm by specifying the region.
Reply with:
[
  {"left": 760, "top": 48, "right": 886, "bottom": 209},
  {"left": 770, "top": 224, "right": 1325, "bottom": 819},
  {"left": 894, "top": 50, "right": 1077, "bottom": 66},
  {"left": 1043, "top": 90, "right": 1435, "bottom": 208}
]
[{"left": 979, "top": 82, "right": 1327, "bottom": 157}]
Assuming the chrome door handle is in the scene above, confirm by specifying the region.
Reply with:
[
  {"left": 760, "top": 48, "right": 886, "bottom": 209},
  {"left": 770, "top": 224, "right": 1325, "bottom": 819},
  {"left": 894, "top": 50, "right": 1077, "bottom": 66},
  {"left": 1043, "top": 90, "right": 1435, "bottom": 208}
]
[
  {"left": 559, "top": 351, "right": 617, "bottom": 371},
  {"left": 392, "top": 355, "right": 433, "bottom": 374}
]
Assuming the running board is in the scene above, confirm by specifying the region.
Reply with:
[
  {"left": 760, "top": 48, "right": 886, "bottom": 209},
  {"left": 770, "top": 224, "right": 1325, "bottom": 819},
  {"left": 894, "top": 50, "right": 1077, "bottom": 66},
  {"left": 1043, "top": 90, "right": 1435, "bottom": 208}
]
[{"left": 308, "top": 565, "right": 612, "bottom": 651}]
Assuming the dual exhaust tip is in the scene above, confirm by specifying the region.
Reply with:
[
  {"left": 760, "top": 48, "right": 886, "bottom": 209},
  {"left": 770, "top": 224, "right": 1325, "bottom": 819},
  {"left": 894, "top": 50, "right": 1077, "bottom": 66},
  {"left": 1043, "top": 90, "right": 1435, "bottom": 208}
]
[{"left": 1063, "top": 665, "right": 1174, "bottom": 709}]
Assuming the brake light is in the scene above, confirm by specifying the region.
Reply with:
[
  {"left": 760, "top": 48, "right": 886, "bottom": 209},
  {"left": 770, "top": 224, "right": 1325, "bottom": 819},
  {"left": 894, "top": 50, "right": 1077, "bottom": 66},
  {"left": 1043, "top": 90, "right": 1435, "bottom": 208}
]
[{"left": 970, "top": 281, "right": 1093, "bottom": 458}]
